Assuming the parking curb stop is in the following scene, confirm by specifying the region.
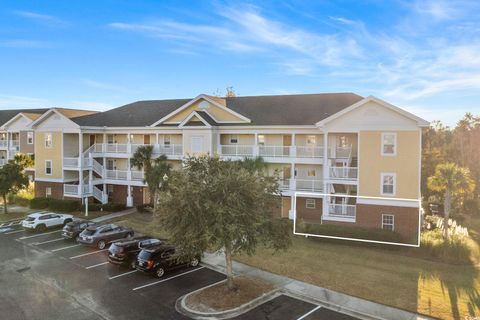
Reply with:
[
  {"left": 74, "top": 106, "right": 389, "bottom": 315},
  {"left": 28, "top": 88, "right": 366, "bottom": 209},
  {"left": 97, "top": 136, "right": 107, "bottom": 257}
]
[{"left": 175, "top": 281, "right": 281, "bottom": 319}]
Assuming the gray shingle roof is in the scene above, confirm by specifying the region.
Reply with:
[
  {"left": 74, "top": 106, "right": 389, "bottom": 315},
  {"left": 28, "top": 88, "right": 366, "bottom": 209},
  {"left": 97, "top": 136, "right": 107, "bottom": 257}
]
[
  {"left": 194, "top": 111, "right": 218, "bottom": 126},
  {"left": 0, "top": 108, "right": 49, "bottom": 127},
  {"left": 72, "top": 93, "right": 363, "bottom": 127}
]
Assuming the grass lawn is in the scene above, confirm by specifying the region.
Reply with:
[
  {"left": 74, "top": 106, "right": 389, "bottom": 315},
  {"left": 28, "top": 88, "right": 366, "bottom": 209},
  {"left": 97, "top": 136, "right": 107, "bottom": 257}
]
[
  {"left": 235, "top": 223, "right": 480, "bottom": 320},
  {"left": 109, "top": 211, "right": 170, "bottom": 239}
]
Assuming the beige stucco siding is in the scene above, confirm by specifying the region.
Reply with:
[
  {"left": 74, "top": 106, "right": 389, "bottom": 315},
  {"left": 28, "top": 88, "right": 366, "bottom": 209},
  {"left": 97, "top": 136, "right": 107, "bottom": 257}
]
[
  {"left": 35, "top": 131, "right": 63, "bottom": 179},
  {"left": 182, "top": 130, "right": 212, "bottom": 156},
  {"left": 295, "top": 134, "right": 323, "bottom": 146},
  {"left": 358, "top": 130, "right": 420, "bottom": 200},
  {"left": 19, "top": 131, "right": 34, "bottom": 154},
  {"left": 166, "top": 99, "right": 243, "bottom": 123},
  {"left": 159, "top": 134, "right": 182, "bottom": 145}
]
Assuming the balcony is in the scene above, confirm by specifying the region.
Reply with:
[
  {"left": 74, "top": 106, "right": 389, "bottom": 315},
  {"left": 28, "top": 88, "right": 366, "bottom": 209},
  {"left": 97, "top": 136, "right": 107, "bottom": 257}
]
[
  {"left": 0, "top": 140, "right": 7, "bottom": 148},
  {"left": 87, "top": 143, "right": 183, "bottom": 158},
  {"left": 277, "top": 179, "right": 323, "bottom": 193},
  {"left": 0, "top": 159, "right": 6, "bottom": 167},
  {"left": 329, "top": 167, "right": 358, "bottom": 180},
  {"left": 219, "top": 145, "right": 326, "bottom": 159},
  {"left": 328, "top": 203, "right": 356, "bottom": 219},
  {"left": 63, "top": 157, "right": 91, "bottom": 169},
  {"left": 220, "top": 145, "right": 255, "bottom": 157},
  {"left": 64, "top": 184, "right": 92, "bottom": 197},
  {"left": 106, "top": 170, "right": 128, "bottom": 180}
]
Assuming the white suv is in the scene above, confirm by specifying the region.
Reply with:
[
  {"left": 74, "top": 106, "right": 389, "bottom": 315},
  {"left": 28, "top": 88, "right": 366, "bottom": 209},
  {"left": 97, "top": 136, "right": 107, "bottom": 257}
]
[{"left": 22, "top": 212, "right": 74, "bottom": 232}]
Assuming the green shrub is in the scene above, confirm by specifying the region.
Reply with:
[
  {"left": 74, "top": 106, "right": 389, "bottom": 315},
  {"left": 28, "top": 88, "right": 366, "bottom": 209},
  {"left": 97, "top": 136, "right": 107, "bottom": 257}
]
[
  {"left": 48, "top": 199, "right": 81, "bottom": 212},
  {"left": 295, "top": 219, "right": 405, "bottom": 244},
  {"left": 8, "top": 195, "right": 31, "bottom": 207},
  {"left": 102, "top": 202, "right": 126, "bottom": 212},
  {"left": 30, "top": 197, "right": 50, "bottom": 209},
  {"left": 82, "top": 203, "right": 102, "bottom": 211},
  {"left": 419, "top": 229, "right": 472, "bottom": 264}
]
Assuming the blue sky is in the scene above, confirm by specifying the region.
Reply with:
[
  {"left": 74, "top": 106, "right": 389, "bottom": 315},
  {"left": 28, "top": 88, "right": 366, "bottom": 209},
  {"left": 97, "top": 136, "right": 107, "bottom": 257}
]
[{"left": 1, "top": 0, "right": 479, "bottom": 126}]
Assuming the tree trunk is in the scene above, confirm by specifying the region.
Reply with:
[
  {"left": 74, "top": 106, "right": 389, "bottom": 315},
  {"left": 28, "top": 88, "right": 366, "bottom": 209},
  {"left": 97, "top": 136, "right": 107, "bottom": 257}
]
[
  {"left": 443, "top": 189, "right": 452, "bottom": 240},
  {"left": 224, "top": 246, "right": 235, "bottom": 290},
  {"left": 153, "top": 190, "right": 158, "bottom": 213},
  {"left": 3, "top": 193, "right": 7, "bottom": 214}
]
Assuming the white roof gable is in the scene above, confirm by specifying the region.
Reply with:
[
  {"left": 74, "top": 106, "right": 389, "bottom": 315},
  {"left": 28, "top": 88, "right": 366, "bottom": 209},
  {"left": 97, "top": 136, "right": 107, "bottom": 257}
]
[
  {"left": 1, "top": 113, "right": 33, "bottom": 131},
  {"left": 29, "top": 109, "right": 79, "bottom": 131}
]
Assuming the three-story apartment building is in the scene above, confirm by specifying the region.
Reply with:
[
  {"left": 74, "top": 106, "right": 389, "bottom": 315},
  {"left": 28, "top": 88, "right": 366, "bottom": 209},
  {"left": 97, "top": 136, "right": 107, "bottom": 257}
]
[{"left": 26, "top": 93, "right": 427, "bottom": 243}]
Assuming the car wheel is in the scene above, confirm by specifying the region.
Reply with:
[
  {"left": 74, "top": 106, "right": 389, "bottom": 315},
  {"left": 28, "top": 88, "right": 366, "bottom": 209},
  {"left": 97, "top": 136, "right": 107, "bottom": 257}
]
[
  {"left": 97, "top": 240, "right": 106, "bottom": 250},
  {"left": 36, "top": 224, "right": 46, "bottom": 232},
  {"left": 155, "top": 267, "right": 165, "bottom": 278},
  {"left": 191, "top": 258, "right": 199, "bottom": 267}
]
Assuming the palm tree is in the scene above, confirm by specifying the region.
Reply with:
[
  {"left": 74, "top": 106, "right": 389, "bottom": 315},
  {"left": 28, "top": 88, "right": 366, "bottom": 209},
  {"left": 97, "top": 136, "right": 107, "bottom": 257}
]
[
  {"left": 131, "top": 146, "right": 171, "bottom": 211},
  {"left": 428, "top": 163, "right": 475, "bottom": 239}
]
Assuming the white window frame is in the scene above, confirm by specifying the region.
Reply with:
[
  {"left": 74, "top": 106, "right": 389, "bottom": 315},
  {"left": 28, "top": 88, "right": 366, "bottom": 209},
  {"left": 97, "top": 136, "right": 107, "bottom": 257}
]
[
  {"left": 306, "top": 198, "right": 316, "bottom": 209},
  {"left": 306, "top": 135, "right": 316, "bottom": 146},
  {"left": 381, "top": 132, "right": 397, "bottom": 156},
  {"left": 257, "top": 134, "right": 265, "bottom": 146},
  {"left": 307, "top": 169, "right": 316, "bottom": 177},
  {"left": 230, "top": 134, "right": 238, "bottom": 144},
  {"left": 380, "top": 173, "right": 396, "bottom": 196},
  {"left": 45, "top": 160, "right": 52, "bottom": 175},
  {"left": 27, "top": 132, "right": 34, "bottom": 144},
  {"left": 107, "top": 134, "right": 115, "bottom": 144},
  {"left": 45, "top": 187, "right": 52, "bottom": 198},
  {"left": 45, "top": 133, "right": 52, "bottom": 148},
  {"left": 163, "top": 135, "right": 171, "bottom": 147},
  {"left": 382, "top": 214, "right": 395, "bottom": 231},
  {"left": 107, "top": 185, "right": 114, "bottom": 195}
]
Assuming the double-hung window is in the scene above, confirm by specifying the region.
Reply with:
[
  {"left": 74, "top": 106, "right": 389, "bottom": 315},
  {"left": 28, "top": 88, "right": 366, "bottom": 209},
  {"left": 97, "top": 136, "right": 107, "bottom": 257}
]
[
  {"left": 45, "top": 133, "right": 52, "bottom": 148},
  {"left": 230, "top": 135, "right": 238, "bottom": 144},
  {"left": 381, "top": 133, "right": 396, "bottom": 156},
  {"left": 382, "top": 214, "right": 394, "bottom": 231},
  {"left": 45, "top": 160, "right": 52, "bottom": 175},
  {"left": 381, "top": 173, "right": 396, "bottom": 196},
  {"left": 27, "top": 132, "right": 34, "bottom": 144},
  {"left": 306, "top": 199, "right": 316, "bottom": 209}
]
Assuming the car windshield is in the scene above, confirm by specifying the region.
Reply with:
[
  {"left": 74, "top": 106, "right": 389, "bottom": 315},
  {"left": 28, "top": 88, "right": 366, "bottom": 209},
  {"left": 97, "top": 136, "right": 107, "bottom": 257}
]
[
  {"left": 83, "top": 229, "right": 96, "bottom": 236},
  {"left": 138, "top": 250, "right": 153, "bottom": 260},
  {"left": 109, "top": 244, "right": 124, "bottom": 254},
  {"left": 25, "top": 217, "right": 36, "bottom": 222}
]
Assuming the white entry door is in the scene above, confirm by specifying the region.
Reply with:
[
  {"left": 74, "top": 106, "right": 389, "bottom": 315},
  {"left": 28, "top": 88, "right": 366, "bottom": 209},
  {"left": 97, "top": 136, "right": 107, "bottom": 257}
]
[{"left": 191, "top": 136, "right": 204, "bottom": 153}]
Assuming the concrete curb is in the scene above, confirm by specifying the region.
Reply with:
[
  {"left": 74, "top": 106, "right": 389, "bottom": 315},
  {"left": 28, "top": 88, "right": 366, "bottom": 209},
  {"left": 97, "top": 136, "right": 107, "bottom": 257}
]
[
  {"left": 201, "top": 252, "right": 435, "bottom": 320},
  {"left": 91, "top": 208, "right": 136, "bottom": 223},
  {"left": 175, "top": 279, "right": 281, "bottom": 319}
]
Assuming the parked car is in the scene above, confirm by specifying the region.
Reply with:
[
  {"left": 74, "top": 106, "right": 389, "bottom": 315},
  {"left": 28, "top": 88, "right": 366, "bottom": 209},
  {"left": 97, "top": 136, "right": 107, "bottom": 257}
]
[
  {"left": 77, "top": 224, "right": 134, "bottom": 249},
  {"left": 135, "top": 243, "right": 200, "bottom": 278},
  {"left": 108, "top": 237, "right": 164, "bottom": 269},
  {"left": 22, "top": 211, "right": 74, "bottom": 232},
  {"left": 62, "top": 219, "right": 97, "bottom": 240}
]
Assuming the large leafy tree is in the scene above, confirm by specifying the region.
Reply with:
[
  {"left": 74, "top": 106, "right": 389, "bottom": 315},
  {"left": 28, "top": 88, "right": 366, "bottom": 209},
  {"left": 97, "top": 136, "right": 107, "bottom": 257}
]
[
  {"left": 0, "top": 163, "right": 29, "bottom": 214},
  {"left": 131, "top": 146, "right": 171, "bottom": 211},
  {"left": 158, "top": 156, "right": 291, "bottom": 290},
  {"left": 13, "top": 153, "right": 34, "bottom": 169},
  {"left": 428, "top": 163, "right": 475, "bottom": 239}
]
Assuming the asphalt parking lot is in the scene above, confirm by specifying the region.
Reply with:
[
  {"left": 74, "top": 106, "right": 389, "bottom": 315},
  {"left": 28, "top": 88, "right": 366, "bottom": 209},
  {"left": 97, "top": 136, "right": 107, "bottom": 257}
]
[{"left": 0, "top": 224, "right": 362, "bottom": 320}]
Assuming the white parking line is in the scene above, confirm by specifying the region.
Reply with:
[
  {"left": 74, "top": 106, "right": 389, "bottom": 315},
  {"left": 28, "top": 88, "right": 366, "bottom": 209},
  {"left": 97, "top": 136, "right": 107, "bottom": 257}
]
[
  {"left": 19, "top": 230, "right": 62, "bottom": 240},
  {"left": 33, "top": 238, "right": 64, "bottom": 245},
  {"left": 51, "top": 244, "right": 82, "bottom": 252},
  {"left": 85, "top": 261, "right": 109, "bottom": 269},
  {"left": 70, "top": 249, "right": 108, "bottom": 259},
  {"left": 109, "top": 270, "right": 137, "bottom": 280},
  {"left": 297, "top": 305, "right": 321, "bottom": 320},
  {"left": 132, "top": 267, "right": 205, "bottom": 291},
  {"left": 5, "top": 230, "right": 24, "bottom": 235}
]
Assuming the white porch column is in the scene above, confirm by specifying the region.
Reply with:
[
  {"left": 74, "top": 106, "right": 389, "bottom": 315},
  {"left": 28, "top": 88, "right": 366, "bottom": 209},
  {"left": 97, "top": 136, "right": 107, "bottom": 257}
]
[
  {"left": 127, "top": 158, "right": 132, "bottom": 181},
  {"left": 103, "top": 183, "right": 108, "bottom": 204},
  {"left": 126, "top": 185, "right": 133, "bottom": 207},
  {"left": 322, "top": 132, "right": 329, "bottom": 218},
  {"left": 127, "top": 132, "right": 132, "bottom": 154},
  {"left": 78, "top": 132, "right": 84, "bottom": 200},
  {"left": 254, "top": 133, "right": 259, "bottom": 157},
  {"left": 291, "top": 133, "right": 296, "bottom": 158},
  {"left": 289, "top": 163, "right": 296, "bottom": 191}
]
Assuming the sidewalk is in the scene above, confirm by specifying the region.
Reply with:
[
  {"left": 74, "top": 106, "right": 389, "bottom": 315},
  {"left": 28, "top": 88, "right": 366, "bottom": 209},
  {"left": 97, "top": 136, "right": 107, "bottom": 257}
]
[
  {"left": 91, "top": 208, "right": 137, "bottom": 223},
  {"left": 202, "top": 251, "right": 433, "bottom": 320}
]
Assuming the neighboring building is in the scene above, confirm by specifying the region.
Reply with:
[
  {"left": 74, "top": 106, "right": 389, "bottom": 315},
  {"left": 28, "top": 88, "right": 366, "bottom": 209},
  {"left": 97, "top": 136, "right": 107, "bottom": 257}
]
[{"left": 26, "top": 93, "right": 428, "bottom": 243}]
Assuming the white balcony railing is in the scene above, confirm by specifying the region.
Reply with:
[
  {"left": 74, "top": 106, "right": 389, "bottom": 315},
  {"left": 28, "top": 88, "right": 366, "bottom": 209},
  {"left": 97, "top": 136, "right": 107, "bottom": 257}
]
[
  {"left": 328, "top": 204, "right": 356, "bottom": 218},
  {"left": 295, "top": 146, "right": 324, "bottom": 158},
  {"left": 156, "top": 144, "right": 183, "bottom": 156},
  {"left": 259, "top": 145, "right": 291, "bottom": 157},
  {"left": 220, "top": 145, "right": 255, "bottom": 157},
  {"left": 106, "top": 170, "right": 128, "bottom": 180},
  {"left": 329, "top": 167, "right": 358, "bottom": 180},
  {"left": 295, "top": 179, "right": 324, "bottom": 192},
  {"left": 63, "top": 157, "right": 79, "bottom": 168},
  {"left": 333, "top": 146, "right": 351, "bottom": 158},
  {"left": 0, "top": 140, "right": 7, "bottom": 148},
  {"left": 106, "top": 143, "right": 128, "bottom": 153},
  {"left": 64, "top": 184, "right": 79, "bottom": 196},
  {"left": 278, "top": 178, "right": 291, "bottom": 191},
  {"left": 0, "top": 159, "right": 6, "bottom": 167},
  {"left": 131, "top": 170, "right": 144, "bottom": 181}
]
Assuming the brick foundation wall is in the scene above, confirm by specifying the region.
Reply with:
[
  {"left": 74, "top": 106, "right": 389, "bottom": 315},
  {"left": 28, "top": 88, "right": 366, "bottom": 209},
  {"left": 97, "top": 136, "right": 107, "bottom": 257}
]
[
  {"left": 296, "top": 197, "right": 322, "bottom": 222},
  {"left": 355, "top": 203, "right": 419, "bottom": 243},
  {"left": 109, "top": 184, "right": 127, "bottom": 205},
  {"left": 132, "top": 186, "right": 144, "bottom": 206},
  {"left": 35, "top": 181, "right": 64, "bottom": 199}
]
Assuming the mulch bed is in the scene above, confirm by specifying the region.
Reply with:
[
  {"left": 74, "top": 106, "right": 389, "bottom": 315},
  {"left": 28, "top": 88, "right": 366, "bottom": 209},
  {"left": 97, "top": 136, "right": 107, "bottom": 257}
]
[{"left": 185, "top": 276, "right": 274, "bottom": 312}]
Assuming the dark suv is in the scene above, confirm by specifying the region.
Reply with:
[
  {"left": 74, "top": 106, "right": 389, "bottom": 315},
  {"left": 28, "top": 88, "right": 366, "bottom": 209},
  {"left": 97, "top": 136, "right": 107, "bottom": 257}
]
[
  {"left": 78, "top": 224, "right": 134, "bottom": 249},
  {"left": 108, "top": 237, "right": 164, "bottom": 269},
  {"left": 62, "top": 219, "right": 97, "bottom": 240},
  {"left": 136, "top": 244, "right": 200, "bottom": 278}
]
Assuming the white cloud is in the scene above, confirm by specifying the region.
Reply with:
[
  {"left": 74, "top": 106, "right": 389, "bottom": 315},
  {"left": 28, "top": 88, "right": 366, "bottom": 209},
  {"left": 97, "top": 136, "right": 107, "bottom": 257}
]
[
  {"left": 14, "top": 10, "right": 65, "bottom": 25},
  {"left": 329, "top": 16, "right": 355, "bottom": 25},
  {"left": 0, "top": 94, "right": 48, "bottom": 109}
]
